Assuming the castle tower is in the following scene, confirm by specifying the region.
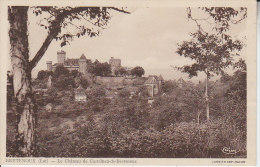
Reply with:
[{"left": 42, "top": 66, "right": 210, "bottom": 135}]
[
  {"left": 109, "top": 57, "right": 121, "bottom": 76},
  {"left": 46, "top": 61, "right": 52, "bottom": 71},
  {"left": 79, "top": 54, "right": 87, "bottom": 74},
  {"left": 57, "top": 50, "right": 66, "bottom": 64}
]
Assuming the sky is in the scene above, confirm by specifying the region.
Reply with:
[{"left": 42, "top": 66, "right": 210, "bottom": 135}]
[{"left": 18, "top": 7, "right": 246, "bottom": 82}]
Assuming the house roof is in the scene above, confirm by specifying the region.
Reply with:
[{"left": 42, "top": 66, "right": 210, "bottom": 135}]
[
  {"left": 178, "top": 77, "right": 185, "bottom": 83},
  {"left": 144, "top": 76, "right": 159, "bottom": 84},
  {"left": 75, "top": 85, "right": 86, "bottom": 96},
  {"left": 158, "top": 74, "right": 164, "bottom": 81}
]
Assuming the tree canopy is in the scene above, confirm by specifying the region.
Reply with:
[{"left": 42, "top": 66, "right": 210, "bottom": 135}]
[
  {"left": 176, "top": 30, "right": 243, "bottom": 78},
  {"left": 37, "top": 70, "right": 53, "bottom": 80},
  {"left": 131, "top": 66, "right": 145, "bottom": 77},
  {"left": 53, "top": 65, "right": 70, "bottom": 78},
  {"left": 176, "top": 7, "right": 247, "bottom": 121},
  {"left": 88, "top": 60, "right": 112, "bottom": 76}
]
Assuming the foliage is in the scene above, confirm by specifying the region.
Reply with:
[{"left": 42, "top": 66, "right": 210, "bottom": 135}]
[
  {"left": 131, "top": 66, "right": 145, "bottom": 77},
  {"left": 37, "top": 70, "right": 53, "bottom": 80},
  {"left": 71, "top": 70, "right": 80, "bottom": 78},
  {"left": 114, "top": 69, "right": 119, "bottom": 76},
  {"left": 79, "top": 77, "right": 89, "bottom": 89},
  {"left": 222, "top": 70, "right": 246, "bottom": 135},
  {"left": 118, "top": 89, "right": 130, "bottom": 98},
  {"left": 88, "top": 60, "right": 112, "bottom": 76},
  {"left": 53, "top": 75, "right": 75, "bottom": 90},
  {"left": 7, "top": 69, "right": 247, "bottom": 158},
  {"left": 53, "top": 65, "right": 70, "bottom": 78},
  {"left": 118, "top": 67, "right": 127, "bottom": 76},
  {"left": 176, "top": 7, "right": 246, "bottom": 121},
  {"left": 176, "top": 31, "right": 243, "bottom": 78},
  {"left": 7, "top": 6, "right": 247, "bottom": 158},
  {"left": 198, "top": 7, "right": 247, "bottom": 34},
  {"left": 88, "top": 86, "right": 106, "bottom": 98},
  {"left": 7, "top": 6, "right": 130, "bottom": 156},
  {"left": 30, "top": 7, "right": 129, "bottom": 51},
  {"left": 161, "top": 80, "right": 178, "bottom": 93}
]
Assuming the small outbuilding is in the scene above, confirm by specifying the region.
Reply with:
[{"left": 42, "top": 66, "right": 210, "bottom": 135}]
[
  {"left": 75, "top": 85, "right": 87, "bottom": 102},
  {"left": 144, "top": 75, "right": 163, "bottom": 97},
  {"left": 46, "top": 103, "right": 53, "bottom": 112}
]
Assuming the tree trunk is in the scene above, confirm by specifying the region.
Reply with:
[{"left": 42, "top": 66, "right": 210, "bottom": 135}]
[
  {"left": 8, "top": 6, "right": 36, "bottom": 157},
  {"left": 205, "top": 73, "right": 210, "bottom": 121}
]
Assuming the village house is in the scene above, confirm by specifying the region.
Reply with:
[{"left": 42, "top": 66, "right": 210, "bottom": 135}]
[
  {"left": 46, "top": 103, "right": 53, "bottom": 112},
  {"left": 177, "top": 78, "right": 185, "bottom": 88},
  {"left": 144, "top": 75, "right": 164, "bottom": 97},
  {"left": 75, "top": 85, "right": 87, "bottom": 102}
]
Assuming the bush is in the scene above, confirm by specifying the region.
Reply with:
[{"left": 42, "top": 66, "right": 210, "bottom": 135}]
[{"left": 118, "top": 89, "right": 130, "bottom": 98}]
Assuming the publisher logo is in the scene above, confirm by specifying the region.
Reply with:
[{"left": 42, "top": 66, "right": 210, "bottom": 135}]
[{"left": 222, "top": 147, "right": 238, "bottom": 154}]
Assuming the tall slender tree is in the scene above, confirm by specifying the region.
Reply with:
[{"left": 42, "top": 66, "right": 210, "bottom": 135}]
[
  {"left": 176, "top": 7, "right": 246, "bottom": 121},
  {"left": 8, "top": 6, "right": 129, "bottom": 156}
]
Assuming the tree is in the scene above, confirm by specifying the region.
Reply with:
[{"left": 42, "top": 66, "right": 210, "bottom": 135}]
[
  {"left": 37, "top": 70, "right": 53, "bottom": 80},
  {"left": 79, "top": 77, "right": 89, "bottom": 89},
  {"left": 177, "top": 31, "right": 243, "bottom": 121},
  {"left": 114, "top": 69, "right": 119, "bottom": 76},
  {"left": 118, "top": 89, "right": 130, "bottom": 98},
  {"left": 53, "top": 65, "right": 70, "bottom": 78},
  {"left": 161, "top": 80, "right": 178, "bottom": 93},
  {"left": 89, "top": 61, "right": 112, "bottom": 76},
  {"left": 71, "top": 70, "right": 80, "bottom": 78},
  {"left": 131, "top": 66, "right": 145, "bottom": 77},
  {"left": 8, "top": 6, "right": 129, "bottom": 156},
  {"left": 118, "top": 67, "right": 127, "bottom": 76},
  {"left": 176, "top": 7, "right": 246, "bottom": 121},
  {"left": 53, "top": 75, "right": 76, "bottom": 90}
]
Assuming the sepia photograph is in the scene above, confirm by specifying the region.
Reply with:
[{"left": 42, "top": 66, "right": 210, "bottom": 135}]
[{"left": 0, "top": 0, "right": 257, "bottom": 165}]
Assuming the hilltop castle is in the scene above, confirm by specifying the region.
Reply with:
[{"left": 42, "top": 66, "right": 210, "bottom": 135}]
[
  {"left": 46, "top": 50, "right": 90, "bottom": 75},
  {"left": 46, "top": 50, "right": 121, "bottom": 76}
]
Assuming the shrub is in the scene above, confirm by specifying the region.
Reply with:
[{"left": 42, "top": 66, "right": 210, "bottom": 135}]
[{"left": 118, "top": 89, "right": 130, "bottom": 98}]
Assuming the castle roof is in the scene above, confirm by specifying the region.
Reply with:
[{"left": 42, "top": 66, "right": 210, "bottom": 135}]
[{"left": 80, "top": 54, "right": 87, "bottom": 60}]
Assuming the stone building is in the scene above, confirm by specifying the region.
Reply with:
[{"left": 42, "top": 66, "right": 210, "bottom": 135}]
[
  {"left": 47, "top": 51, "right": 90, "bottom": 75},
  {"left": 47, "top": 75, "right": 52, "bottom": 88},
  {"left": 75, "top": 85, "right": 86, "bottom": 102},
  {"left": 177, "top": 78, "right": 185, "bottom": 88},
  {"left": 109, "top": 57, "right": 121, "bottom": 75},
  {"left": 144, "top": 75, "right": 164, "bottom": 97},
  {"left": 46, "top": 103, "right": 53, "bottom": 112}
]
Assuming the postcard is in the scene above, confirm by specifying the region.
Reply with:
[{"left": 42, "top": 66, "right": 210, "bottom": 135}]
[{"left": 0, "top": 0, "right": 257, "bottom": 165}]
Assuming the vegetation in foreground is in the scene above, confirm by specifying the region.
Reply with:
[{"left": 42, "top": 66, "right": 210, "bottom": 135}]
[{"left": 7, "top": 69, "right": 246, "bottom": 158}]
